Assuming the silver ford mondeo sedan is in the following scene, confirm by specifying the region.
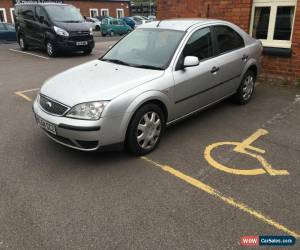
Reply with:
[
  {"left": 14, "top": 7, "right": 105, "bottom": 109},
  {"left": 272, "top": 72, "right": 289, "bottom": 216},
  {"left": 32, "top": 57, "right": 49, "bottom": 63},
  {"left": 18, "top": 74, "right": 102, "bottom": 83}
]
[{"left": 33, "top": 19, "right": 262, "bottom": 155}]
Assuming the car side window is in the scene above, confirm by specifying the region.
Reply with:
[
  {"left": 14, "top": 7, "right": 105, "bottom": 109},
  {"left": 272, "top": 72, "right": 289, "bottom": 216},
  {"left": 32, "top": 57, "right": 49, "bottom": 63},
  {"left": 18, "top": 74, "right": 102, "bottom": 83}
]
[
  {"left": 35, "top": 6, "right": 47, "bottom": 22},
  {"left": 21, "top": 5, "right": 35, "bottom": 21},
  {"left": 0, "top": 23, "right": 5, "bottom": 30},
  {"left": 214, "top": 25, "right": 245, "bottom": 54},
  {"left": 183, "top": 27, "right": 213, "bottom": 61}
]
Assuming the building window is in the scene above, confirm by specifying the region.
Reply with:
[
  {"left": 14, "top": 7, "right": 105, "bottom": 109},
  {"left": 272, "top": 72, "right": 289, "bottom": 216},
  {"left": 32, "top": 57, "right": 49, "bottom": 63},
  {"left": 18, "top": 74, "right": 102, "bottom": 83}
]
[
  {"left": 0, "top": 8, "right": 7, "bottom": 22},
  {"left": 89, "top": 8, "right": 98, "bottom": 18},
  {"left": 116, "top": 8, "right": 124, "bottom": 18},
  {"left": 10, "top": 8, "right": 15, "bottom": 23},
  {"left": 250, "top": 0, "right": 296, "bottom": 48},
  {"left": 101, "top": 8, "right": 109, "bottom": 17}
]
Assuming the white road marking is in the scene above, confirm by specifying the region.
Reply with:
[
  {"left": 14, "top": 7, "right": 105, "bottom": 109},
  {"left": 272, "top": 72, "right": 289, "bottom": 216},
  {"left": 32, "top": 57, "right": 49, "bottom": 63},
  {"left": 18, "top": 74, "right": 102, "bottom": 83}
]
[{"left": 9, "top": 49, "right": 49, "bottom": 60}]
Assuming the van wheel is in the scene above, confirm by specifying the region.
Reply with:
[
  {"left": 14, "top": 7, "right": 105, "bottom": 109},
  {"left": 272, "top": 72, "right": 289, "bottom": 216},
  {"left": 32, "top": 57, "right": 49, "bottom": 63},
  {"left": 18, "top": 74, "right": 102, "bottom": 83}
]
[
  {"left": 126, "top": 104, "right": 165, "bottom": 155},
  {"left": 19, "top": 35, "right": 27, "bottom": 51},
  {"left": 46, "top": 41, "right": 56, "bottom": 57},
  {"left": 232, "top": 70, "right": 256, "bottom": 105}
]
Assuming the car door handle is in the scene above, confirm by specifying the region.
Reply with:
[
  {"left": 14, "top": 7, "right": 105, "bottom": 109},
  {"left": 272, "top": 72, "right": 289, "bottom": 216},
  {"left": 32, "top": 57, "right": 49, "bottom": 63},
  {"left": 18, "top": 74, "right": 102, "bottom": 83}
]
[
  {"left": 211, "top": 66, "right": 220, "bottom": 74},
  {"left": 242, "top": 54, "right": 249, "bottom": 61}
]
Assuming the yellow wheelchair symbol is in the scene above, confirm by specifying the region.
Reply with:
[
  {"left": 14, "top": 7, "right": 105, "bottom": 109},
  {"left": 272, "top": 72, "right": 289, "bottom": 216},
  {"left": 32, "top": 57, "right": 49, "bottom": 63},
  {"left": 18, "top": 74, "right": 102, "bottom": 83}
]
[{"left": 204, "top": 129, "right": 289, "bottom": 176}]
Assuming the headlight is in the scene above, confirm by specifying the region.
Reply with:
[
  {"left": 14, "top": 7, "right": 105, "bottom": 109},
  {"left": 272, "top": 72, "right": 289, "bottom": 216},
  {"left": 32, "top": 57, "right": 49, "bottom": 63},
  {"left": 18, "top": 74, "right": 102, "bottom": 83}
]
[
  {"left": 66, "top": 101, "right": 109, "bottom": 120},
  {"left": 89, "top": 27, "right": 93, "bottom": 35},
  {"left": 54, "top": 26, "right": 69, "bottom": 37}
]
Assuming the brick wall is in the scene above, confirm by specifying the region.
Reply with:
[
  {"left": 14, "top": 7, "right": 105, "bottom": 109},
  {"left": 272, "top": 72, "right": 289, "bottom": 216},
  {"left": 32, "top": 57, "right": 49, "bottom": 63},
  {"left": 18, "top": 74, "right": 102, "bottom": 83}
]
[
  {"left": 0, "top": 0, "right": 14, "bottom": 23},
  {"left": 157, "top": 0, "right": 300, "bottom": 81},
  {"left": 65, "top": 0, "right": 130, "bottom": 18}
]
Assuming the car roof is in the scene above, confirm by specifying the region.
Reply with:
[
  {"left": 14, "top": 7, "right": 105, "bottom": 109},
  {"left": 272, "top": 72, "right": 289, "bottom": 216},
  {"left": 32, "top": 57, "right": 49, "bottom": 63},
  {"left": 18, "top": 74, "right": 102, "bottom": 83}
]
[
  {"left": 15, "top": 3, "right": 69, "bottom": 6},
  {"left": 140, "top": 18, "right": 227, "bottom": 31}
]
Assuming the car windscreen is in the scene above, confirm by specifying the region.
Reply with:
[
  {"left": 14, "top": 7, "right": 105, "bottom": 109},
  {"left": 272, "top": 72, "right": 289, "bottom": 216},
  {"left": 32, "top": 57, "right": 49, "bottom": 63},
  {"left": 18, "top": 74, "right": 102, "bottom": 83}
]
[
  {"left": 101, "top": 28, "right": 185, "bottom": 70},
  {"left": 44, "top": 5, "right": 83, "bottom": 22}
]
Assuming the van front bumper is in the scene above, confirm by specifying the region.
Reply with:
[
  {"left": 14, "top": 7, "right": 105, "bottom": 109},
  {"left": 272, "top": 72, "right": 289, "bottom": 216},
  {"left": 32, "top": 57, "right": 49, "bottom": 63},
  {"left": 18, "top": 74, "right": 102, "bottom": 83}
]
[
  {"left": 32, "top": 97, "right": 125, "bottom": 151},
  {"left": 54, "top": 39, "right": 95, "bottom": 52}
]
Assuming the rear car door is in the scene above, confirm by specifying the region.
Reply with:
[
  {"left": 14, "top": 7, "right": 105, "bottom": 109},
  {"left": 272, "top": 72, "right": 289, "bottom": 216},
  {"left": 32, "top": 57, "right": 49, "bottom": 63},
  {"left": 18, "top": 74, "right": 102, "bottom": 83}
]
[
  {"left": 212, "top": 25, "right": 248, "bottom": 99},
  {"left": 173, "top": 27, "right": 221, "bottom": 118}
]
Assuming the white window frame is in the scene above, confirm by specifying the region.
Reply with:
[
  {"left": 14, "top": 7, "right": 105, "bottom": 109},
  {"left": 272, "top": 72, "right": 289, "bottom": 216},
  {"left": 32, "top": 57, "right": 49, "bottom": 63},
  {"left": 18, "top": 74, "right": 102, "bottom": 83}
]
[
  {"left": 116, "top": 8, "right": 124, "bottom": 18},
  {"left": 10, "top": 8, "right": 15, "bottom": 23},
  {"left": 101, "top": 8, "right": 109, "bottom": 17},
  {"left": 0, "top": 8, "right": 7, "bottom": 23},
  {"left": 250, "top": 0, "right": 297, "bottom": 48},
  {"left": 89, "top": 8, "right": 98, "bottom": 18}
]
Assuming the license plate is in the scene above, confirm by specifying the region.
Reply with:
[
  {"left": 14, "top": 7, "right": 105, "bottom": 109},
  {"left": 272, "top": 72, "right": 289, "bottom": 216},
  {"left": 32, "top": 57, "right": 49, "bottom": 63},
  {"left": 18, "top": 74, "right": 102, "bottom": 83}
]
[
  {"left": 36, "top": 115, "right": 56, "bottom": 135},
  {"left": 76, "top": 41, "right": 88, "bottom": 46}
]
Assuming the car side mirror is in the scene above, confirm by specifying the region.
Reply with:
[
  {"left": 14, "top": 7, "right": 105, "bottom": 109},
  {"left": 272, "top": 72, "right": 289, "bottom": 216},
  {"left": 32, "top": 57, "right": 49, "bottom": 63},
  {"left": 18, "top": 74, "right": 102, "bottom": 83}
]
[
  {"left": 183, "top": 56, "right": 199, "bottom": 68},
  {"left": 39, "top": 16, "right": 44, "bottom": 23}
]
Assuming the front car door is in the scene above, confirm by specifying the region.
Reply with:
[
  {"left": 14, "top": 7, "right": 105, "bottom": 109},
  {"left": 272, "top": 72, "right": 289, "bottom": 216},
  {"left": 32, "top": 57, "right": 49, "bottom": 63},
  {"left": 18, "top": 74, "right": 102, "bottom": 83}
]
[
  {"left": 172, "top": 27, "right": 221, "bottom": 118},
  {"left": 212, "top": 25, "right": 248, "bottom": 99}
]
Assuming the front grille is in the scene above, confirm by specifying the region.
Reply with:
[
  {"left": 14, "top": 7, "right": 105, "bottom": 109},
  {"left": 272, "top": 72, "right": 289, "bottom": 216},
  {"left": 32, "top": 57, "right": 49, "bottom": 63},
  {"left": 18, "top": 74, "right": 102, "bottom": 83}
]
[
  {"left": 69, "top": 31, "right": 92, "bottom": 42},
  {"left": 40, "top": 95, "right": 68, "bottom": 116}
]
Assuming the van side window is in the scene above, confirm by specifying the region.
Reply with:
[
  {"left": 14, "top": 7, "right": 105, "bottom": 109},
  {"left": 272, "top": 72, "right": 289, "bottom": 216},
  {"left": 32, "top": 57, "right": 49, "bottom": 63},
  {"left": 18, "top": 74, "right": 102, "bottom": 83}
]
[
  {"left": 214, "top": 25, "right": 245, "bottom": 54},
  {"left": 36, "top": 6, "right": 47, "bottom": 22},
  {"left": 21, "top": 5, "right": 35, "bottom": 20},
  {"left": 183, "top": 27, "right": 213, "bottom": 61}
]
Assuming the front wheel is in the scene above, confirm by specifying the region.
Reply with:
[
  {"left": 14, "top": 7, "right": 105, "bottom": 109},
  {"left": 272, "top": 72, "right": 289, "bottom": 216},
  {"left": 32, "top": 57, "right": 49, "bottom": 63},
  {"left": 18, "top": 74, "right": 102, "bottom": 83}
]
[
  {"left": 232, "top": 70, "right": 256, "bottom": 105},
  {"left": 126, "top": 104, "right": 165, "bottom": 155},
  {"left": 19, "top": 35, "right": 28, "bottom": 51},
  {"left": 46, "top": 41, "right": 57, "bottom": 57}
]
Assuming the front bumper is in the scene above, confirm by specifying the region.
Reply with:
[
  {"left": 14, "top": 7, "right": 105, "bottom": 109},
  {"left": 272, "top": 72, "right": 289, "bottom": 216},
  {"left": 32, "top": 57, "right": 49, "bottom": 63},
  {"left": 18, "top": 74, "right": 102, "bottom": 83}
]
[
  {"left": 33, "top": 98, "right": 125, "bottom": 151},
  {"left": 53, "top": 36, "right": 95, "bottom": 52}
]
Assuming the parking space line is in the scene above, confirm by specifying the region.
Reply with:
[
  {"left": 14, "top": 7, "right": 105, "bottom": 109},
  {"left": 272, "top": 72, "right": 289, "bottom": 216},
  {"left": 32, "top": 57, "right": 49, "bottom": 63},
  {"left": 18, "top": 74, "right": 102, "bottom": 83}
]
[
  {"left": 9, "top": 49, "right": 49, "bottom": 60},
  {"left": 15, "top": 88, "right": 39, "bottom": 102},
  {"left": 141, "top": 156, "right": 300, "bottom": 238}
]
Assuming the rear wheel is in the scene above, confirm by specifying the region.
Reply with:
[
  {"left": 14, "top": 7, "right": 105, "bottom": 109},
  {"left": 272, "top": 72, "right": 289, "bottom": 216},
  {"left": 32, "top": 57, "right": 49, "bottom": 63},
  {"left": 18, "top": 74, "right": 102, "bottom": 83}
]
[
  {"left": 102, "top": 32, "right": 106, "bottom": 37},
  {"left": 232, "top": 70, "right": 256, "bottom": 105},
  {"left": 46, "top": 41, "right": 56, "bottom": 57},
  {"left": 126, "top": 104, "right": 165, "bottom": 155},
  {"left": 19, "top": 35, "right": 27, "bottom": 51}
]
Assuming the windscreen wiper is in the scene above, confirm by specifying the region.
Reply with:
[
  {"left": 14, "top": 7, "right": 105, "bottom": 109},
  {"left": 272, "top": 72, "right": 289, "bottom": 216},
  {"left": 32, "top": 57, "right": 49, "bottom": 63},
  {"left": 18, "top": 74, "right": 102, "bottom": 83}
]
[
  {"left": 134, "top": 64, "right": 164, "bottom": 70},
  {"left": 101, "top": 58, "right": 132, "bottom": 66}
]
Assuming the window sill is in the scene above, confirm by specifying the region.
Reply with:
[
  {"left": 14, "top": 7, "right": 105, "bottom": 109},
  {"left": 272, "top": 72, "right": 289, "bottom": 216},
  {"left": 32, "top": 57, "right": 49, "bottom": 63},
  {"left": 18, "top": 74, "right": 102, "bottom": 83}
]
[{"left": 263, "top": 47, "right": 292, "bottom": 58}]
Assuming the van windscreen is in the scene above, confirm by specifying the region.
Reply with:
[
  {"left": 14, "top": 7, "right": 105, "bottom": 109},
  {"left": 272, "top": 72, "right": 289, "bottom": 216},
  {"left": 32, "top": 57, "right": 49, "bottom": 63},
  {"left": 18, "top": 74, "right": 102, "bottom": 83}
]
[{"left": 44, "top": 5, "right": 83, "bottom": 22}]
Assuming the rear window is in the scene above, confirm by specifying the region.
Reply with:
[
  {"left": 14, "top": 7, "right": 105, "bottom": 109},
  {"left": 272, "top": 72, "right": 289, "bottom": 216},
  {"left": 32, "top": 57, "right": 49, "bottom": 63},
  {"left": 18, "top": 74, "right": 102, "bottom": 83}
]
[{"left": 214, "top": 25, "right": 245, "bottom": 54}]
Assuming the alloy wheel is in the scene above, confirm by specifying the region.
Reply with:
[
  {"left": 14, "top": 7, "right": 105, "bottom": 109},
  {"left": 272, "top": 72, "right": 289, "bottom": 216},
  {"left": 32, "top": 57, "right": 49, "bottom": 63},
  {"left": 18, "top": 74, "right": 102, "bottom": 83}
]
[
  {"left": 136, "top": 111, "right": 161, "bottom": 150},
  {"left": 242, "top": 75, "right": 254, "bottom": 100}
]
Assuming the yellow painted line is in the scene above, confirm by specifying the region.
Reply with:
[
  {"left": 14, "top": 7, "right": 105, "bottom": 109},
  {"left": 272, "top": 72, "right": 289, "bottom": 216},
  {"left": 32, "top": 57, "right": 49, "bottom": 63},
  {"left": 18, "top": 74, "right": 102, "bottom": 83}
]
[
  {"left": 9, "top": 49, "right": 50, "bottom": 60},
  {"left": 141, "top": 156, "right": 300, "bottom": 238},
  {"left": 15, "top": 88, "right": 39, "bottom": 102}
]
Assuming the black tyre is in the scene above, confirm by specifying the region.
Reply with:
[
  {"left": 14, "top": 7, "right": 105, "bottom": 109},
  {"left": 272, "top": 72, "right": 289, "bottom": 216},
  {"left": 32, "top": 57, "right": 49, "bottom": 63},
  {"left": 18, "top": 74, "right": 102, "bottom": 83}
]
[
  {"left": 45, "top": 41, "right": 57, "bottom": 57},
  {"left": 232, "top": 70, "right": 256, "bottom": 105},
  {"left": 18, "top": 35, "right": 28, "bottom": 51},
  {"left": 95, "top": 25, "right": 100, "bottom": 31},
  {"left": 102, "top": 32, "right": 106, "bottom": 37},
  {"left": 126, "top": 103, "right": 165, "bottom": 155}
]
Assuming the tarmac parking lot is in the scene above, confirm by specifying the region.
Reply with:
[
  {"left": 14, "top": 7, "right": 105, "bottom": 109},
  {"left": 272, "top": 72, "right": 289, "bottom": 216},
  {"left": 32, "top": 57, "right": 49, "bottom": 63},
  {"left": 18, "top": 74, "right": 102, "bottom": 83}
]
[{"left": 0, "top": 39, "right": 300, "bottom": 249}]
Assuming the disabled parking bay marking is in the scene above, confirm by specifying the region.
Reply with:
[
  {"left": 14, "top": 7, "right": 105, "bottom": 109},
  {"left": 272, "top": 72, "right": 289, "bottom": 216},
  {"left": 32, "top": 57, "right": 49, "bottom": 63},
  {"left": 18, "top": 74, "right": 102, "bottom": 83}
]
[
  {"left": 140, "top": 156, "right": 299, "bottom": 238},
  {"left": 15, "top": 88, "right": 39, "bottom": 102},
  {"left": 204, "top": 129, "right": 289, "bottom": 176}
]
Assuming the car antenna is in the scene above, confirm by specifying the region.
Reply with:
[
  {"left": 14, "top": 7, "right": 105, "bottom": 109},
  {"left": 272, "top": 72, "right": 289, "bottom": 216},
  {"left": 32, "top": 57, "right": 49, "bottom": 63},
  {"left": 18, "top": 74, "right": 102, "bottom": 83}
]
[{"left": 156, "top": 20, "right": 162, "bottom": 27}]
